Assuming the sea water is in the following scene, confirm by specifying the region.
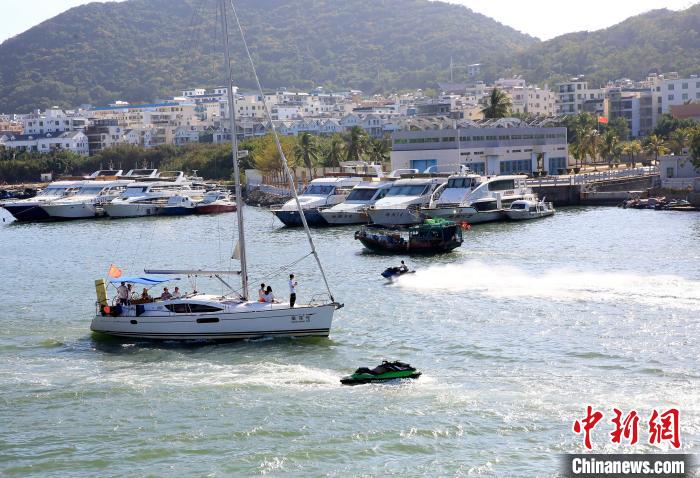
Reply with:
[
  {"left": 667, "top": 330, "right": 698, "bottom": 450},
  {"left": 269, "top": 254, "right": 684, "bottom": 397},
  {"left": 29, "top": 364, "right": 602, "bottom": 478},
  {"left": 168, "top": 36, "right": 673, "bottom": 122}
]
[{"left": 0, "top": 207, "right": 698, "bottom": 476}]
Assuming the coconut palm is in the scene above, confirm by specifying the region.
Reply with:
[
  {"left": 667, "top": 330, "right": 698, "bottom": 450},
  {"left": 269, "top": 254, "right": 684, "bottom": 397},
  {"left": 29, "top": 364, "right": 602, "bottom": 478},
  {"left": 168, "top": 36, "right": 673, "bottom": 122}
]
[
  {"left": 345, "top": 126, "right": 369, "bottom": 163},
  {"left": 569, "top": 126, "right": 588, "bottom": 169},
  {"left": 600, "top": 130, "right": 619, "bottom": 168},
  {"left": 582, "top": 129, "right": 601, "bottom": 170},
  {"left": 367, "top": 138, "right": 390, "bottom": 165},
  {"left": 293, "top": 132, "right": 320, "bottom": 180},
  {"left": 324, "top": 134, "right": 345, "bottom": 167},
  {"left": 668, "top": 128, "right": 691, "bottom": 155},
  {"left": 481, "top": 88, "right": 512, "bottom": 119},
  {"left": 643, "top": 134, "right": 669, "bottom": 165},
  {"left": 621, "top": 140, "right": 642, "bottom": 167}
]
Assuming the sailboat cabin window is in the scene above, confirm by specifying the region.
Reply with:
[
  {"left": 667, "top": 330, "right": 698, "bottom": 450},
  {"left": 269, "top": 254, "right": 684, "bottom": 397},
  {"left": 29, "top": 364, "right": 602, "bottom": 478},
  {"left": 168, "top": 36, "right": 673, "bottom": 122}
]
[{"left": 189, "top": 304, "right": 224, "bottom": 313}]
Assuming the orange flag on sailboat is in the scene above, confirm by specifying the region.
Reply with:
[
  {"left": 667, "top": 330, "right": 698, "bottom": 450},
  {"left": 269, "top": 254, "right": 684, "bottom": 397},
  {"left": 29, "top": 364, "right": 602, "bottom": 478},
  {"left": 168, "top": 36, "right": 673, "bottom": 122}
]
[
  {"left": 597, "top": 116, "right": 608, "bottom": 124},
  {"left": 108, "top": 264, "right": 123, "bottom": 278}
]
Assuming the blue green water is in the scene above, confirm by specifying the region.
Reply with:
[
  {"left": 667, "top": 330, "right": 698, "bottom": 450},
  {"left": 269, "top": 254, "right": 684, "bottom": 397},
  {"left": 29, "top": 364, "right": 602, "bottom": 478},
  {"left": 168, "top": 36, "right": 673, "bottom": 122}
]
[{"left": 1, "top": 207, "right": 698, "bottom": 476}]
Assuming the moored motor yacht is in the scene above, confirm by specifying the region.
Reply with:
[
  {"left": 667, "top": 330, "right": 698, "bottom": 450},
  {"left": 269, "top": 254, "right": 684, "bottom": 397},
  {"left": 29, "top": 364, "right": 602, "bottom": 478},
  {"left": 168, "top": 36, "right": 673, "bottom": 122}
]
[
  {"left": 366, "top": 177, "right": 446, "bottom": 226},
  {"left": 422, "top": 175, "right": 536, "bottom": 224},
  {"left": 505, "top": 198, "right": 555, "bottom": 221},
  {"left": 40, "top": 180, "right": 132, "bottom": 219},
  {"left": 1, "top": 181, "right": 81, "bottom": 221},
  {"left": 195, "top": 191, "right": 237, "bottom": 214},
  {"left": 319, "top": 181, "right": 393, "bottom": 225},
  {"left": 103, "top": 181, "right": 205, "bottom": 218},
  {"left": 272, "top": 177, "right": 362, "bottom": 226}
]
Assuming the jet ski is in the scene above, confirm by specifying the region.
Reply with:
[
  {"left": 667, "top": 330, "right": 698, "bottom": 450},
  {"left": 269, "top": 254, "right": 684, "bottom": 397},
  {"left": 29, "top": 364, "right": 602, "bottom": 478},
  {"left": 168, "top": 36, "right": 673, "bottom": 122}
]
[
  {"left": 340, "top": 360, "right": 421, "bottom": 385},
  {"left": 381, "top": 266, "right": 415, "bottom": 279}
]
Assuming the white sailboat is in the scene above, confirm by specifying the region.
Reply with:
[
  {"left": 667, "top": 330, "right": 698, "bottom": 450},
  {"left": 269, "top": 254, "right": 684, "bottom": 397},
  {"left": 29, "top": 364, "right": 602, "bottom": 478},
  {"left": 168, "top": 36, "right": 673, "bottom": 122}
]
[{"left": 90, "top": 0, "right": 341, "bottom": 340}]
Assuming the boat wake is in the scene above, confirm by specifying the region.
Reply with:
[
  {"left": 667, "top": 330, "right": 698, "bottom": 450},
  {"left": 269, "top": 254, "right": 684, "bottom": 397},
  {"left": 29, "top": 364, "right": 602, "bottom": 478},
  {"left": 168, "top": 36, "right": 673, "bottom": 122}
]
[{"left": 395, "top": 261, "right": 700, "bottom": 310}]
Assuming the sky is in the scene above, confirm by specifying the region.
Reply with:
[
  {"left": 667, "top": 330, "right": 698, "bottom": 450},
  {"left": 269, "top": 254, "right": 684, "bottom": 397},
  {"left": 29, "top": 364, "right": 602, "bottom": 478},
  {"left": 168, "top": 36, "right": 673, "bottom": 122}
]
[{"left": 1, "top": 0, "right": 698, "bottom": 43}]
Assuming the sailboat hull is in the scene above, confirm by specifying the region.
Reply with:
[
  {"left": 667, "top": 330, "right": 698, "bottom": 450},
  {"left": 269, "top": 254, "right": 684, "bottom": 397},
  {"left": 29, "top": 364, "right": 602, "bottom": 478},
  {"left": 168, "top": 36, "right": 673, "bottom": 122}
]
[{"left": 91, "top": 302, "right": 335, "bottom": 340}]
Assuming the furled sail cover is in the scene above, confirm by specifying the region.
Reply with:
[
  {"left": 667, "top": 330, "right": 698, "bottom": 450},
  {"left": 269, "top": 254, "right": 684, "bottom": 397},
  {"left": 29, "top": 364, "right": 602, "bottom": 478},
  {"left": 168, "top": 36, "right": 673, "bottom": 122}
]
[{"left": 108, "top": 276, "right": 179, "bottom": 285}]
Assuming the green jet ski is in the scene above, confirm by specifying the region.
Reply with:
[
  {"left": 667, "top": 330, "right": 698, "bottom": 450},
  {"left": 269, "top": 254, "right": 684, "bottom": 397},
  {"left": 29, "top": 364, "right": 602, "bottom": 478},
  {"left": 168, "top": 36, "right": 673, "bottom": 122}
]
[{"left": 340, "top": 360, "right": 421, "bottom": 385}]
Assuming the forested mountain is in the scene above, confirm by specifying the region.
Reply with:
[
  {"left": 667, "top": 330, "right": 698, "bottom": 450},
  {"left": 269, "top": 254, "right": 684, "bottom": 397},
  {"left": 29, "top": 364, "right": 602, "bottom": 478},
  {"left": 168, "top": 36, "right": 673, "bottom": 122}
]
[
  {"left": 1, "top": 0, "right": 699, "bottom": 113},
  {"left": 513, "top": 5, "right": 700, "bottom": 85},
  {"left": 0, "top": 0, "right": 535, "bottom": 112}
]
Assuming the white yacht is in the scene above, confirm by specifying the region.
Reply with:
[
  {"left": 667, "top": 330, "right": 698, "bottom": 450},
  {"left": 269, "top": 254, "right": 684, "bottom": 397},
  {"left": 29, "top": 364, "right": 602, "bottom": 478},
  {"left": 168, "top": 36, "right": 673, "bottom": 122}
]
[
  {"left": 1, "top": 181, "right": 81, "bottom": 221},
  {"left": 90, "top": 0, "right": 341, "bottom": 341},
  {"left": 505, "top": 198, "right": 555, "bottom": 221},
  {"left": 422, "top": 175, "right": 536, "bottom": 224},
  {"left": 40, "top": 180, "right": 132, "bottom": 219},
  {"left": 272, "top": 177, "right": 362, "bottom": 226},
  {"left": 366, "top": 177, "right": 446, "bottom": 226},
  {"left": 103, "top": 180, "right": 205, "bottom": 218},
  {"left": 319, "top": 181, "right": 393, "bottom": 225}
]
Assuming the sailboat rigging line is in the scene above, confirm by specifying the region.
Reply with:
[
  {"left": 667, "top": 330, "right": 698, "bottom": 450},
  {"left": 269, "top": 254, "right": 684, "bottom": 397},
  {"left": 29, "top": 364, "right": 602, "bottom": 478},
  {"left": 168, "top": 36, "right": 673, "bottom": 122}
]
[
  {"left": 219, "top": 0, "right": 249, "bottom": 300},
  {"left": 227, "top": 0, "right": 336, "bottom": 303}
]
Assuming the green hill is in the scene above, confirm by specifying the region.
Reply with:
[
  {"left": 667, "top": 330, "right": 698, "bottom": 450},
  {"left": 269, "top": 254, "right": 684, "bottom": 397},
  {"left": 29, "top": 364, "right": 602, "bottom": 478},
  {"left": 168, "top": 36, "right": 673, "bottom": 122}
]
[
  {"left": 514, "top": 5, "right": 700, "bottom": 85},
  {"left": 0, "top": 0, "right": 536, "bottom": 112}
]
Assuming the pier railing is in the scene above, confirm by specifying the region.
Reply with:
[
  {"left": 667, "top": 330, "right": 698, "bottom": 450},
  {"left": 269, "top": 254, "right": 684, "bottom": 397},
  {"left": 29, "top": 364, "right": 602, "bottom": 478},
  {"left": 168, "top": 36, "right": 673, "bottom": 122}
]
[{"left": 527, "top": 166, "right": 658, "bottom": 188}]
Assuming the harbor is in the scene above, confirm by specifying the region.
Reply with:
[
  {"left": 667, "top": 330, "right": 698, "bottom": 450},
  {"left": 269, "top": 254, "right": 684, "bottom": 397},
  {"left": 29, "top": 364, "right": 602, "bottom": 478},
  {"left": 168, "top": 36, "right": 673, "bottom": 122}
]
[{"left": 1, "top": 206, "right": 698, "bottom": 475}]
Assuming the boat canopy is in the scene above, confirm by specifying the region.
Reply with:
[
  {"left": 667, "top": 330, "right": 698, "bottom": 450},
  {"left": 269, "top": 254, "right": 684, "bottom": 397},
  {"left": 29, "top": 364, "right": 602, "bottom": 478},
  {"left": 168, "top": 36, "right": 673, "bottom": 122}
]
[{"left": 109, "top": 276, "right": 179, "bottom": 285}]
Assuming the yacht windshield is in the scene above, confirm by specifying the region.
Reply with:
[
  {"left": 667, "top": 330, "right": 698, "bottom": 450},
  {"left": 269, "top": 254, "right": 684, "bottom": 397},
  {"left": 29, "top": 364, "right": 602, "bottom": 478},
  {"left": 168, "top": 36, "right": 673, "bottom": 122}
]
[
  {"left": 346, "top": 188, "right": 377, "bottom": 201},
  {"left": 510, "top": 202, "right": 527, "bottom": 209},
  {"left": 123, "top": 186, "right": 149, "bottom": 197},
  {"left": 38, "top": 187, "right": 70, "bottom": 197},
  {"left": 303, "top": 185, "right": 335, "bottom": 195},
  {"left": 77, "top": 186, "right": 106, "bottom": 195},
  {"left": 386, "top": 185, "right": 429, "bottom": 196},
  {"left": 447, "top": 178, "right": 477, "bottom": 189}
]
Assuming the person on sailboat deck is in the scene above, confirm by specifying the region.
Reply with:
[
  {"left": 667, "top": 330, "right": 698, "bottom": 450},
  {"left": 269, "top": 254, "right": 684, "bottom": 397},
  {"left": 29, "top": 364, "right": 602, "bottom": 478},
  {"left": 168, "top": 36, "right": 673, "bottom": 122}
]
[
  {"left": 258, "top": 283, "right": 266, "bottom": 302},
  {"left": 288, "top": 274, "right": 297, "bottom": 307},
  {"left": 172, "top": 287, "right": 181, "bottom": 299},
  {"left": 160, "top": 287, "right": 173, "bottom": 300},
  {"left": 141, "top": 288, "right": 151, "bottom": 301},
  {"left": 116, "top": 281, "right": 129, "bottom": 305},
  {"left": 263, "top": 286, "right": 275, "bottom": 303},
  {"left": 399, "top": 260, "right": 409, "bottom": 273}
]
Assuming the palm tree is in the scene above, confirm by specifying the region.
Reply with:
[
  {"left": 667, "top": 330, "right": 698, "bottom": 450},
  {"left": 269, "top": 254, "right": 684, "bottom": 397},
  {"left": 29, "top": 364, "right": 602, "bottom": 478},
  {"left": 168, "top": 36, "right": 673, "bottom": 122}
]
[
  {"left": 324, "top": 134, "right": 345, "bottom": 167},
  {"left": 481, "top": 88, "right": 512, "bottom": 119},
  {"left": 569, "top": 126, "right": 587, "bottom": 169},
  {"left": 600, "top": 130, "right": 619, "bottom": 168},
  {"left": 367, "top": 138, "right": 390, "bottom": 165},
  {"left": 668, "top": 128, "right": 691, "bottom": 155},
  {"left": 643, "top": 134, "right": 669, "bottom": 165},
  {"left": 293, "top": 132, "right": 320, "bottom": 180},
  {"left": 622, "top": 140, "right": 642, "bottom": 167},
  {"left": 582, "top": 129, "right": 601, "bottom": 170},
  {"left": 345, "top": 126, "right": 369, "bottom": 163}
]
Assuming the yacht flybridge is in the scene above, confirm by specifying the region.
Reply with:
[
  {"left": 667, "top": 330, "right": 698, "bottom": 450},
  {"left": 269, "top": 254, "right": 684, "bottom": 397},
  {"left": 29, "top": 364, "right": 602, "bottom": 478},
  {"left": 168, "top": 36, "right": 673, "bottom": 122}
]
[{"left": 91, "top": 0, "right": 341, "bottom": 340}]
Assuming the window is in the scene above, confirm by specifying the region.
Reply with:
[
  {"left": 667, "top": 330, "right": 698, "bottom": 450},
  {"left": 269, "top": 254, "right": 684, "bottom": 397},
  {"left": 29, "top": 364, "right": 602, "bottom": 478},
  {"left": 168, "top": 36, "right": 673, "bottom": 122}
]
[
  {"left": 682, "top": 83, "right": 688, "bottom": 89},
  {"left": 682, "top": 94, "right": 688, "bottom": 100},
  {"left": 668, "top": 84, "right": 675, "bottom": 90},
  {"left": 668, "top": 94, "right": 674, "bottom": 100},
  {"left": 189, "top": 304, "right": 224, "bottom": 313}
]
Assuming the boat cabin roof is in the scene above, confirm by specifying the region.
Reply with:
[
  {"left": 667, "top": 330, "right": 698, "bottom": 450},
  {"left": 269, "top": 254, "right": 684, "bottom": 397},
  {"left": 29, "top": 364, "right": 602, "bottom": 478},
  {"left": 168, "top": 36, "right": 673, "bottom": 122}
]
[{"left": 392, "top": 177, "right": 446, "bottom": 186}]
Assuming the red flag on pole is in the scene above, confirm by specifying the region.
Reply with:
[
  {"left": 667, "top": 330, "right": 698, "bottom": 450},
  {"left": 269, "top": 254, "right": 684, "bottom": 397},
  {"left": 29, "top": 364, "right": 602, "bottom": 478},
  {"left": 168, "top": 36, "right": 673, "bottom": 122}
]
[
  {"left": 598, "top": 116, "right": 608, "bottom": 124},
  {"left": 108, "top": 264, "right": 122, "bottom": 278}
]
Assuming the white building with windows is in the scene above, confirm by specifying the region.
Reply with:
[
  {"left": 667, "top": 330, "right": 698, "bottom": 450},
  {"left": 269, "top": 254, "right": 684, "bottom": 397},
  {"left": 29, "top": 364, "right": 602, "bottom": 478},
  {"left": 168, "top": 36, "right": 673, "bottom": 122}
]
[
  {"left": 660, "top": 76, "right": 700, "bottom": 113},
  {"left": 555, "top": 77, "right": 605, "bottom": 115},
  {"left": 390, "top": 125, "right": 569, "bottom": 175},
  {"left": 23, "top": 108, "right": 89, "bottom": 135},
  {"left": 1, "top": 131, "right": 89, "bottom": 155}
]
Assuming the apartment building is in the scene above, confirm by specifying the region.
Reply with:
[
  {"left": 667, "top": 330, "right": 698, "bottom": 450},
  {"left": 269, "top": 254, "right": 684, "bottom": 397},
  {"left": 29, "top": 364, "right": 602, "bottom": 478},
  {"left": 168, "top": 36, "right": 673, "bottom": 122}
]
[
  {"left": 660, "top": 76, "right": 700, "bottom": 113},
  {"left": 23, "top": 108, "right": 89, "bottom": 135}
]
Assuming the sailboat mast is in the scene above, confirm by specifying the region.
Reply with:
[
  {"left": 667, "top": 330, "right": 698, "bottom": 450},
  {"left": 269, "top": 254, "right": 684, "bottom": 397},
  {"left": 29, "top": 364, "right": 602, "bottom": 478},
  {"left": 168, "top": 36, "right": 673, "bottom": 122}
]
[{"left": 219, "top": 0, "right": 249, "bottom": 300}]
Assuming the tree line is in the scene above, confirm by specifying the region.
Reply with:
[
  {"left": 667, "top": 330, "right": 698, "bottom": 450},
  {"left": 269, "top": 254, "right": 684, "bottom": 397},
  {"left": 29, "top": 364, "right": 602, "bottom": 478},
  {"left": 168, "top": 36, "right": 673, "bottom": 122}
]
[{"left": 0, "top": 126, "right": 390, "bottom": 184}]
